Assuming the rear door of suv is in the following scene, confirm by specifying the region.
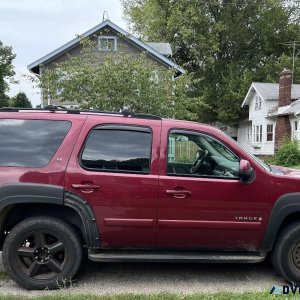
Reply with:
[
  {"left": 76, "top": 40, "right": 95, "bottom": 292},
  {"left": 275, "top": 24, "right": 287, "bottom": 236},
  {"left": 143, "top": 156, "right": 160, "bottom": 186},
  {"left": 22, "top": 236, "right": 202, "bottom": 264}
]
[{"left": 65, "top": 115, "right": 161, "bottom": 248}]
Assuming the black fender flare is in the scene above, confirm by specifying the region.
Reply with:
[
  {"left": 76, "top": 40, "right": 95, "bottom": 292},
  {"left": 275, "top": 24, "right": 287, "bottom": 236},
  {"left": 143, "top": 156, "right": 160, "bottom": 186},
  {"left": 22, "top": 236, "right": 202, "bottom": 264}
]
[
  {"left": 0, "top": 183, "right": 64, "bottom": 208},
  {"left": 64, "top": 191, "right": 100, "bottom": 248},
  {"left": 0, "top": 183, "right": 100, "bottom": 248},
  {"left": 261, "top": 192, "right": 300, "bottom": 250}
]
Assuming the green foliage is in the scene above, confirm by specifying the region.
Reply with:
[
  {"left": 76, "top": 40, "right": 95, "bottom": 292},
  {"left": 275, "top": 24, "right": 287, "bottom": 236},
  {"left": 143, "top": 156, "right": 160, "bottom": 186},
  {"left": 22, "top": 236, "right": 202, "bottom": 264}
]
[
  {"left": 122, "top": 0, "right": 300, "bottom": 124},
  {"left": 271, "top": 139, "right": 300, "bottom": 166},
  {"left": 12, "top": 92, "right": 32, "bottom": 108},
  {"left": 0, "top": 94, "right": 10, "bottom": 108},
  {"left": 38, "top": 37, "right": 200, "bottom": 120},
  {"left": 0, "top": 40, "right": 16, "bottom": 100}
]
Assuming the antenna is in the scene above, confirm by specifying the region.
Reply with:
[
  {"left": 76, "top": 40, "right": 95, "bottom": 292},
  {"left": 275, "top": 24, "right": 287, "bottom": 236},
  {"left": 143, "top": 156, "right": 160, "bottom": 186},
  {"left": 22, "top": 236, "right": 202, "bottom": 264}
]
[
  {"left": 282, "top": 41, "right": 300, "bottom": 85},
  {"left": 102, "top": 11, "right": 110, "bottom": 22}
]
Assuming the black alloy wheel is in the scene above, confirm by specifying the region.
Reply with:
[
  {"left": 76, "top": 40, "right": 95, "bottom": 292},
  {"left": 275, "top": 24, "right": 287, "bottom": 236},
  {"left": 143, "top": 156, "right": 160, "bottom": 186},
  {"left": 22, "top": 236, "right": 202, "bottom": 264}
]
[{"left": 3, "top": 217, "right": 82, "bottom": 290}]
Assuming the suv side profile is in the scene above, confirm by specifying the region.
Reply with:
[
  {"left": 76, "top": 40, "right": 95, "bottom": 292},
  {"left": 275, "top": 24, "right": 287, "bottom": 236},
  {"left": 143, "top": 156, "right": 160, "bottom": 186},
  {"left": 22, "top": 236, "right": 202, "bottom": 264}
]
[{"left": 0, "top": 107, "right": 300, "bottom": 289}]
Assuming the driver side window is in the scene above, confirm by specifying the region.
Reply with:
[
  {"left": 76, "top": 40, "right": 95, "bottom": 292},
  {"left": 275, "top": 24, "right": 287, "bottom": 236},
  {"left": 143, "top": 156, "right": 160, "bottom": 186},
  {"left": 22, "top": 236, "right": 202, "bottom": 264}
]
[{"left": 167, "top": 131, "right": 240, "bottom": 179}]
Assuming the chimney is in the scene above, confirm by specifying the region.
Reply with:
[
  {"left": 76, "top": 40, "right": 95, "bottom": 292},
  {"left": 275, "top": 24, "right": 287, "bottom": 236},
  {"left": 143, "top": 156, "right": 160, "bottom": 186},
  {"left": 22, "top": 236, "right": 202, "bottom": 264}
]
[
  {"left": 278, "top": 69, "right": 292, "bottom": 107},
  {"left": 275, "top": 69, "right": 292, "bottom": 150}
]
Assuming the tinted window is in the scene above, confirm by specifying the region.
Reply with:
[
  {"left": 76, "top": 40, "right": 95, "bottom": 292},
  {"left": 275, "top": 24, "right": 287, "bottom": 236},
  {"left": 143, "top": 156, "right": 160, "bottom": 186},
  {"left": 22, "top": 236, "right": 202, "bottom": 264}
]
[
  {"left": 0, "top": 119, "right": 71, "bottom": 167},
  {"left": 81, "top": 128, "right": 152, "bottom": 173}
]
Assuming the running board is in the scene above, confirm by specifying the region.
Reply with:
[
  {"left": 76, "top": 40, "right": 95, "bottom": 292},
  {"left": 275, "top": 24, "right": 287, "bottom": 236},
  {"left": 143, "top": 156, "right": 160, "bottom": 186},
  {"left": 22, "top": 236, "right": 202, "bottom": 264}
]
[{"left": 88, "top": 250, "right": 266, "bottom": 263}]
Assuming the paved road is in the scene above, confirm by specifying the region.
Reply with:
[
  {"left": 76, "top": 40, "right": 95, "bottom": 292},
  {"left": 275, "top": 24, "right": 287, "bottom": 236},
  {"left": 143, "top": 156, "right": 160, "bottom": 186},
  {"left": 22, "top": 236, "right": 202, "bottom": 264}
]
[{"left": 0, "top": 255, "right": 286, "bottom": 296}]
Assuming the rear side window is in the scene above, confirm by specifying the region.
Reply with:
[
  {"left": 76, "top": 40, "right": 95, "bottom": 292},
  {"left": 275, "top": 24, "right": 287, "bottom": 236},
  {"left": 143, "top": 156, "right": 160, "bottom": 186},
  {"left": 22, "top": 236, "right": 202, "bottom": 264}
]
[
  {"left": 0, "top": 119, "right": 71, "bottom": 167},
  {"left": 81, "top": 126, "right": 152, "bottom": 173}
]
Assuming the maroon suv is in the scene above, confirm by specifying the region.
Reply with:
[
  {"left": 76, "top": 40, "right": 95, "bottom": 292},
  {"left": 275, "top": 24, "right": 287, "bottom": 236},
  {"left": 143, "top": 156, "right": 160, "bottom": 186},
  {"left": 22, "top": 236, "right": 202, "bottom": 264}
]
[{"left": 0, "top": 107, "right": 299, "bottom": 289}]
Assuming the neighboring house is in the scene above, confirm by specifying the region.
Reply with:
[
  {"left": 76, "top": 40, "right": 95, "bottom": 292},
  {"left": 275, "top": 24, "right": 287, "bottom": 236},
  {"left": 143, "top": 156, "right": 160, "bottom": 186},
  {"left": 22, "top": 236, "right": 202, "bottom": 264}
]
[
  {"left": 28, "top": 19, "right": 184, "bottom": 108},
  {"left": 238, "top": 70, "right": 300, "bottom": 155}
]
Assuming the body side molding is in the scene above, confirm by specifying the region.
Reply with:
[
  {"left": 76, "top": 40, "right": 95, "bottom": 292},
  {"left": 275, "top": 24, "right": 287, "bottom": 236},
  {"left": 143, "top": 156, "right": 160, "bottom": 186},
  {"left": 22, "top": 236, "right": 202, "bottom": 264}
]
[{"left": 261, "top": 192, "right": 300, "bottom": 250}]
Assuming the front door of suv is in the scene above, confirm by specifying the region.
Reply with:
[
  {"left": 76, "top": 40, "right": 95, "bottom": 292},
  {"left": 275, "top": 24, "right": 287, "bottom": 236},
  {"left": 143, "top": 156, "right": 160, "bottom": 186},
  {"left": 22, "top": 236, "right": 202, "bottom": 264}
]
[
  {"left": 157, "top": 125, "right": 269, "bottom": 250},
  {"left": 65, "top": 116, "right": 161, "bottom": 248}
]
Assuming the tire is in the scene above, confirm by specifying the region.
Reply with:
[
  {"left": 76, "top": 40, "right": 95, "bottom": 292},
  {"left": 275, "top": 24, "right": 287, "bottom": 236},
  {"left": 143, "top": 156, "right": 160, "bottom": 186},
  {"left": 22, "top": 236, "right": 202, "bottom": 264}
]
[
  {"left": 271, "top": 221, "right": 300, "bottom": 284},
  {"left": 2, "top": 216, "right": 82, "bottom": 290}
]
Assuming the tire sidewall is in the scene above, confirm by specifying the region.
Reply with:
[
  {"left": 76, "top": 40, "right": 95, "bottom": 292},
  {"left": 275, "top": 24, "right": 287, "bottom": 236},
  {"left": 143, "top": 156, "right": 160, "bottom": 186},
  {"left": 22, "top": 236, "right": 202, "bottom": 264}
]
[
  {"left": 3, "top": 217, "right": 82, "bottom": 290},
  {"left": 277, "top": 225, "right": 300, "bottom": 283}
]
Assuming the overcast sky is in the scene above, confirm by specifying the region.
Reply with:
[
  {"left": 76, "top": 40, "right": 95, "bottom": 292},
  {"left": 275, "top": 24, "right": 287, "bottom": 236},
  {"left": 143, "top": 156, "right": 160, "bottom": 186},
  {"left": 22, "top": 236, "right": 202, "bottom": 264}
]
[{"left": 0, "top": 0, "right": 126, "bottom": 106}]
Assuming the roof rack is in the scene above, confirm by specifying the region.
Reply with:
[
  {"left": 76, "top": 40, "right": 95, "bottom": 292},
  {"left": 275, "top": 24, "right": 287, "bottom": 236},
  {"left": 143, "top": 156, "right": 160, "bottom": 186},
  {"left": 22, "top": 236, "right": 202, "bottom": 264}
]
[{"left": 0, "top": 106, "right": 162, "bottom": 121}]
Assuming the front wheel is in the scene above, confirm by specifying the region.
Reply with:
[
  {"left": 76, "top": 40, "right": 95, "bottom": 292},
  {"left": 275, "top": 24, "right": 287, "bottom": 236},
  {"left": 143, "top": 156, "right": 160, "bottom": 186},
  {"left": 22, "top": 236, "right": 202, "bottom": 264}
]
[
  {"left": 2, "top": 216, "right": 82, "bottom": 290},
  {"left": 271, "top": 222, "right": 300, "bottom": 283}
]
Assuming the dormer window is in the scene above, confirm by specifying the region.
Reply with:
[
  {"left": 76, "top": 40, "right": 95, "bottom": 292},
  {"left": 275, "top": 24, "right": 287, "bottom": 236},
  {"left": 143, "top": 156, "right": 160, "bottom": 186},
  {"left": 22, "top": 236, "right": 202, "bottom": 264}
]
[
  {"left": 98, "top": 36, "right": 117, "bottom": 51},
  {"left": 255, "top": 95, "right": 262, "bottom": 110}
]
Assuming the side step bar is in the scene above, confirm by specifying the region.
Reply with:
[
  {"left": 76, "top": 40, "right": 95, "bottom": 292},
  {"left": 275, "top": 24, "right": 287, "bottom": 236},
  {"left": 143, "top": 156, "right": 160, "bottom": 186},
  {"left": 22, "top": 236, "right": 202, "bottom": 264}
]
[{"left": 88, "top": 250, "right": 266, "bottom": 263}]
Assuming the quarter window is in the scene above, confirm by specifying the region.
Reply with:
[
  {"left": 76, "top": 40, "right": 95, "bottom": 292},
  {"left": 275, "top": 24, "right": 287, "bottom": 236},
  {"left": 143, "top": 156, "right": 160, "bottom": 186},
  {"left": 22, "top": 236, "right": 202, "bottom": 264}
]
[
  {"left": 0, "top": 119, "right": 71, "bottom": 167},
  {"left": 81, "top": 126, "right": 152, "bottom": 173}
]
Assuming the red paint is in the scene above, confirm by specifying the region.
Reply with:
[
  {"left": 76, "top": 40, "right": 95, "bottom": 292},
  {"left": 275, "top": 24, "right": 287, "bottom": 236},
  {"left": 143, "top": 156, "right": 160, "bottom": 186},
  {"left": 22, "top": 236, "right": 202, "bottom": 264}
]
[
  {"left": 104, "top": 218, "right": 155, "bottom": 227},
  {"left": 1, "top": 112, "right": 300, "bottom": 251}
]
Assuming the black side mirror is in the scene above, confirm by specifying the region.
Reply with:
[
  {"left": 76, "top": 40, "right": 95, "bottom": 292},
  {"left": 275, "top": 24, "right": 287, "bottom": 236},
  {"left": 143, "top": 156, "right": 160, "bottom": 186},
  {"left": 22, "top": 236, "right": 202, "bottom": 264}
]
[{"left": 239, "top": 159, "right": 254, "bottom": 182}]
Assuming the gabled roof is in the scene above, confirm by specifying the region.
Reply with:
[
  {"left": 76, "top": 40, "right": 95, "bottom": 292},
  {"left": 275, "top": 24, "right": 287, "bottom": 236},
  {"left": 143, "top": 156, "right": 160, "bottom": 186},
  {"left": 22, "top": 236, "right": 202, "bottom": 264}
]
[
  {"left": 28, "top": 20, "right": 184, "bottom": 75},
  {"left": 242, "top": 82, "right": 300, "bottom": 107},
  {"left": 146, "top": 43, "right": 172, "bottom": 56}
]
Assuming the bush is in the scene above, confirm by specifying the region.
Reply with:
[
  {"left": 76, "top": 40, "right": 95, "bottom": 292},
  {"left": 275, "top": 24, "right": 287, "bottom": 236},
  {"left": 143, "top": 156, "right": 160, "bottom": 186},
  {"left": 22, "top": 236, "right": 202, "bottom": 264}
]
[{"left": 271, "top": 139, "right": 300, "bottom": 166}]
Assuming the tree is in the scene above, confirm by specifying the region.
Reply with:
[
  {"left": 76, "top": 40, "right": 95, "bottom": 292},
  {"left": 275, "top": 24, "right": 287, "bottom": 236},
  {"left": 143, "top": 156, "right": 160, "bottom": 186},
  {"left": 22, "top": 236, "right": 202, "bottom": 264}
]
[
  {"left": 0, "top": 95, "right": 10, "bottom": 108},
  {"left": 0, "top": 40, "right": 16, "bottom": 100},
  {"left": 38, "top": 38, "right": 201, "bottom": 120},
  {"left": 122, "top": 0, "right": 300, "bottom": 124},
  {"left": 12, "top": 92, "right": 32, "bottom": 108}
]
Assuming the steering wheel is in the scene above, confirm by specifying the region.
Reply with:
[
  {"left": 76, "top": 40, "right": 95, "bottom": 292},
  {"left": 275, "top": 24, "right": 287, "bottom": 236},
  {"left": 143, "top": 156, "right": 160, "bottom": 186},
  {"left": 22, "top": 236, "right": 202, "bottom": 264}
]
[{"left": 190, "top": 150, "right": 208, "bottom": 173}]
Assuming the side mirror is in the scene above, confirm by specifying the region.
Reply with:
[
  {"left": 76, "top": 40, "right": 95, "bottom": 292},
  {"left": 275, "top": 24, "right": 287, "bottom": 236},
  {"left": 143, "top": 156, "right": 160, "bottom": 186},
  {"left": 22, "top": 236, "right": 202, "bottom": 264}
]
[{"left": 239, "top": 159, "right": 254, "bottom": 182}]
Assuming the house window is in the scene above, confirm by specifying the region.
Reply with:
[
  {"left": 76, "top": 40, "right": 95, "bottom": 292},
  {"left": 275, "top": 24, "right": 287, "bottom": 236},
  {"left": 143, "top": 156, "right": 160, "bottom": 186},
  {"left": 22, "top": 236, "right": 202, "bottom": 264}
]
[
  {"left": 98, "top": 36, "right": 117, "bottom": 51},
  {"left": 293, "top": 121, "right": 298, "bottom": 139},
  {"left": 255, "top": 96, "right": 262, "bottom": 110},
  {"left": 253, "top": 124, "right": 262, "bottom": 142},
  {"left": 266, "top": 124, "right": 274, "bottom": 142},
  {"left": 247, "top": 126, "right": 252, "bottom": 141}
]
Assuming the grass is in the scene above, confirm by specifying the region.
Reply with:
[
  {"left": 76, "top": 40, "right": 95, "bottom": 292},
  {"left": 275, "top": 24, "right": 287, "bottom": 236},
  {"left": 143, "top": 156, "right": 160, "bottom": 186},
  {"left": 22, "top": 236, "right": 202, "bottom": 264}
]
[
  {"left": 0, "top": 272, "right": 9, "bottom": 281},
  {"left": 0, "top": 292, "right": 299, "bottom": 300}
]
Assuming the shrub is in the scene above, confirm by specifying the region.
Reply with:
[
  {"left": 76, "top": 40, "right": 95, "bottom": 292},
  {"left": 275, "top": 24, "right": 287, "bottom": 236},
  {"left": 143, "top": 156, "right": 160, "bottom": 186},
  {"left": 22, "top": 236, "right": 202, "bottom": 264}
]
[{"left": 271, "top": 139, "right": 300, "bottom": 166}]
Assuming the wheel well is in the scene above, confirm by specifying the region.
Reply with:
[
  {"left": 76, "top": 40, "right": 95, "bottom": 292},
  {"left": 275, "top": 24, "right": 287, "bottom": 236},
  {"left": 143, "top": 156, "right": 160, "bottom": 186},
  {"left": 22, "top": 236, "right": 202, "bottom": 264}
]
[
  {"left": 0, "top": 203, "right": 86, "bottom": 249},
  {"left": 271, "top": 212, "right": 300, "bottom": 249}
]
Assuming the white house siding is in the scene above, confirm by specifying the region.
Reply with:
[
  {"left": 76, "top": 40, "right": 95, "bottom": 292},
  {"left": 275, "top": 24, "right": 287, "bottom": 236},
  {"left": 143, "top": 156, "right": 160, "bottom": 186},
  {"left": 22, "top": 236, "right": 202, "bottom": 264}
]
[
  {"left": 237, "top": 122, "right": 252, "bottom": 153},
  {"left": 238, "top": 91, "right": 276, "bottom": 155}
]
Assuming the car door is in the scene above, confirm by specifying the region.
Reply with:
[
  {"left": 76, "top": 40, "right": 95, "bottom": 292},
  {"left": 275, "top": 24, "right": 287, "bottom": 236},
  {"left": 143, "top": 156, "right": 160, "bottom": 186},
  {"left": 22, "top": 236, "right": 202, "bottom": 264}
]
[
  {"left": 65, "top": 115, "right": 161, "bottom": 248},
  {"left": 157, "top": 124, "right": 269, "bottom": 250}
]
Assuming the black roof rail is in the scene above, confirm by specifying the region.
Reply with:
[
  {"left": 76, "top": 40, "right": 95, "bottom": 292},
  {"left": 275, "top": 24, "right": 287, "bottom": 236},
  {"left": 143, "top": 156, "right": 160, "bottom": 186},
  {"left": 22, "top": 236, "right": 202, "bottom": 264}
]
[{"left": 0, "top": 106, "right": 162, "bottom": 120}]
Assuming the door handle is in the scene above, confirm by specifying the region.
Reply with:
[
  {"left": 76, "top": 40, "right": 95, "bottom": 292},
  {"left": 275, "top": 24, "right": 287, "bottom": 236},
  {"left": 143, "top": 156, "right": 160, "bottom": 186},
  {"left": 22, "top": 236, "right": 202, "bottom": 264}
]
[
  {"left": 71, "top": 183, "right": 100, "bottom": 193},
  {"left": 165, "top": 189, "right": 192, "bottom": 199}
]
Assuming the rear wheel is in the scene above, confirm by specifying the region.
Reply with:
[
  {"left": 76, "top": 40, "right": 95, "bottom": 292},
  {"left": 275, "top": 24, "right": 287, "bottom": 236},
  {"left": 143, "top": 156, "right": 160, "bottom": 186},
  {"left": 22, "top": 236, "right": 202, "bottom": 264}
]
[
  {"left": 271, "top": 222, "right": 300, "bottom": 283},
  {"left": 2, "top": 216, "right": 82, "bottom": 290}
]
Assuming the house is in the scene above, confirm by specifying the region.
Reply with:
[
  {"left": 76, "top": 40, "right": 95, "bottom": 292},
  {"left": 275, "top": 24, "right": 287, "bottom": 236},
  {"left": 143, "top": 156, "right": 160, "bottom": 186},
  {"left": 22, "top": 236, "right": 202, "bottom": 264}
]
[
  {"left": 28, "top": 19, "right": 184, "bottom": 108},
  {"left": 238, "top": 70, "right": 300, "bottom": 155}
]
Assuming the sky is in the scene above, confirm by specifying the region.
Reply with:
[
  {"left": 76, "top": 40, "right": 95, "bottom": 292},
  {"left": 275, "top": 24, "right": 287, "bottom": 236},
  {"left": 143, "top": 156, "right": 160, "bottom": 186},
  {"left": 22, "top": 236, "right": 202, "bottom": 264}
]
[{"left": 0, "top": 0, "right": 126, "bottom": 107}]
